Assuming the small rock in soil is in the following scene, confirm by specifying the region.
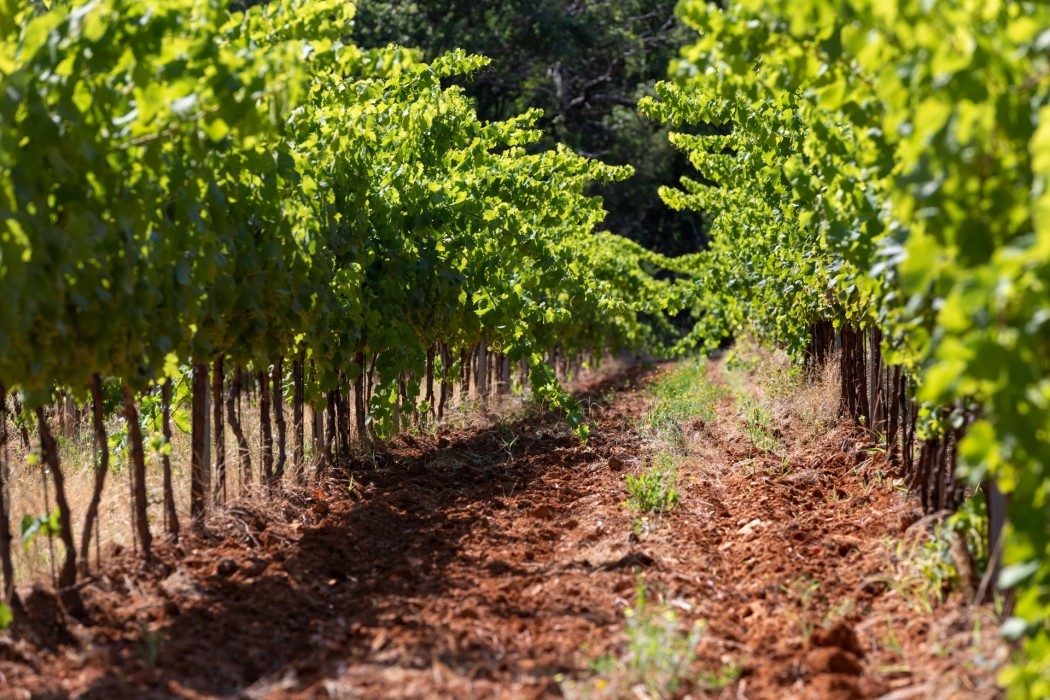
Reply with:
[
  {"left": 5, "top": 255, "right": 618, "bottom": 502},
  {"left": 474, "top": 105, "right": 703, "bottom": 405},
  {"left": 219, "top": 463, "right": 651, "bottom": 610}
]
[
  {"left": 160, "top": 569, "right": 201, "bottom": 601},
  {"left": 216, "top": 559, "right": 239, "bottom": 577},
  {"left": 737, "top": 518, "right": 766, "bottom": 536}
]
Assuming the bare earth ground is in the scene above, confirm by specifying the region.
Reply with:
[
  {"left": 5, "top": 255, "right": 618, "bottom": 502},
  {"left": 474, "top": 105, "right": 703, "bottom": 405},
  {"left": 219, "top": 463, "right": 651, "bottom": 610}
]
[{"left": 0, "top": 359, "right": 1008, "bottom": 699}]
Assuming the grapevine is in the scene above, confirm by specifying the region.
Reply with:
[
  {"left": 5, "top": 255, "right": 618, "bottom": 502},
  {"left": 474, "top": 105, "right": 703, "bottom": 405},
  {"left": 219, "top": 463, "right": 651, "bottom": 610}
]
[
  {"left": 645, "top": 0, "right": 1050, "bottom": 693},
  {"left": 0, "top": 0, "right": 682, "bottom": 610}
]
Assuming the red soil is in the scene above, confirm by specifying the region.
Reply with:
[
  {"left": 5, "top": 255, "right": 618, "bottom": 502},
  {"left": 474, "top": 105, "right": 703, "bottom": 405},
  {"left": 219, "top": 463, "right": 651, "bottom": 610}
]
[{"left": 0, "top": 363, "right": 1006, "bottom": 699}]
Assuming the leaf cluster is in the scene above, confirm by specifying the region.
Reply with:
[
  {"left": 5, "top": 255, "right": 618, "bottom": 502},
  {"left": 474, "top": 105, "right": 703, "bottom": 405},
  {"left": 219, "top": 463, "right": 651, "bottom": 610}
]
[{"left": 0, "top": 0, "right": 686, "bottom": 436}]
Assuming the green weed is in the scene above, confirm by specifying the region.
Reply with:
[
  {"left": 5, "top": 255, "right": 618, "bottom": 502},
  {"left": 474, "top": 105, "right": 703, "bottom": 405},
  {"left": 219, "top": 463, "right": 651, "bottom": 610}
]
[
  {"left": 781, "top": 576, "right": 822, "bottom": 643},
  {"left": 737, "top": 392, "right": 779, "bottom": 453},
  {"left": 625, "top": 452, "right": 679, "bottom": 514},
  {"left": 877, "top": 524, "right": 958, "bottom": 614},
  {"left": 698, "top": 661, "right": 743, "bottom": 691},
  {"left": 564, "top": 582, "right": 704, "bottom": 698},
  {"left": 881, "top": 617, "right": 903, "bottom": 655},
  {"left": 949, "top": 491, "right": 990, "bottom": 576},
  {"left": 624, "top": 582, "right": 705, "bottom": 697},
  {"left": 496, "top": 426, "right": 521, "bottom": 461},
  {"left": 646, "top": 361, "right": 722, "bottom": 441}
]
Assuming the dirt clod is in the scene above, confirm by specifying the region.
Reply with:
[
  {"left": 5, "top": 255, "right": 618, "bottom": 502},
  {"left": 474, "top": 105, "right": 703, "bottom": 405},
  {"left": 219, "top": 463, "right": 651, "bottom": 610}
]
[
  {"left": 811, "top": 622, "right": 865, "bottom": 658},
  {"left": 529, "top": 505, "right": 553, "bottom": 520},
  {"left": 597, "top": 551, "right": 654, "bottom": 571},
  {"left": 806, "top": 647, "right": 864, "bottom": 676}
]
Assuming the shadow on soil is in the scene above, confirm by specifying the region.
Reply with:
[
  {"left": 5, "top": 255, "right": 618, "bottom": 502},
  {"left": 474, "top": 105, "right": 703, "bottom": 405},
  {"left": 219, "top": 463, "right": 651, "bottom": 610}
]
[{"left": 44, "top": 363, "right": 650, "bottom": 698}]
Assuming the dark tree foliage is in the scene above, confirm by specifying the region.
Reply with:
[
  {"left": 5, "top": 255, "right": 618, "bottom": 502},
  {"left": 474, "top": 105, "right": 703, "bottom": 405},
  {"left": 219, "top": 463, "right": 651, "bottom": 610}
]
[{"left": 351, "top": 0, "right": 706, "bottom": 256}]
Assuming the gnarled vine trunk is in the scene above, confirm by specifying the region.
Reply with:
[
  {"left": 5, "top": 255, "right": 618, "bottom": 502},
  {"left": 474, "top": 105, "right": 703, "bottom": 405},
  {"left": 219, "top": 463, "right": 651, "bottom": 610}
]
[
  {"left": 122, "top": 387, "right": 153, "bottom": 566},
  {"left": 35, "top": 407, "right": 79, "bottom": 586},
  {"left": 227, "top": 366, "right": 252, "bottom": 489},
  {"left": 80, "top": 375, "right": 111, "bottom": 575},
  {"left": 272, "top": 360, "right": 287, "bottom": 483}
]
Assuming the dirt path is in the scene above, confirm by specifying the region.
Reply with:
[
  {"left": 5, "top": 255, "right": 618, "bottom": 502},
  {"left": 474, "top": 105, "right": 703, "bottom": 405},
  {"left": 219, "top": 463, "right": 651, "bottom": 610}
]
[{"left": 0, "top": 360, "right": 1005, "bottom": 699}]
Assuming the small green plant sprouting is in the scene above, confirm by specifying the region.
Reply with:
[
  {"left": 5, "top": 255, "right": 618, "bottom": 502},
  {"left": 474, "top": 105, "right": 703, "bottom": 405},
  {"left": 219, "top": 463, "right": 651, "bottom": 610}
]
[
  {"left": 781, "top": 577, "right": 822, "bottom": 643},
  {"left": 569, "top": 582, "right": 705, "bottom": 697},
  {"left": 737, "top": 393, "right": 778, "bottom": 453},
  {"left": 766, "top": 456, "right": 791, "bottom": 478},
  {"left": 624, "top": 582, "right": 705, "bottom": 697},
  {"left": 877, "top": 524, "right": 958, "bottom": 614},
  {"left": 882, "top": 617, "right": 903, "bottom": 655},
  {"left": 625, "top": 452, "right": 679, "bottom": 514},
  {"left": 698, "top": 661, "right": 743, "bottom": 691},
  {"left": 136, "top": 622, "right": 162, "bottom": 669},
  {"left": 499, "top": 432, "right": 520, "bottom": 460}
]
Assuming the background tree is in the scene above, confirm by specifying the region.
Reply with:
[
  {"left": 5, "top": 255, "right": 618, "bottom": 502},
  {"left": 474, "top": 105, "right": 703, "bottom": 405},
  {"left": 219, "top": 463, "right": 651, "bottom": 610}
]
[{"left": 351, "top": 0, "right": 706, "bottom": 256}]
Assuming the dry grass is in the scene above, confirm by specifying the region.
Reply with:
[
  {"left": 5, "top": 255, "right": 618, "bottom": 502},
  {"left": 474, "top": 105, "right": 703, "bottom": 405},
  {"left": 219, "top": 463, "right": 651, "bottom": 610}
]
[
  {"left": 7, "top": 412, "right": 193, "bottom": 586},
  {"left": 722, "top": 337, "right": 842, "bottom": 446},
  {"left": 779, "top": 359, "right": 842, "bottom": 442},
  {"left": 0, "top": 360, "right": 614, "bottom": 589},
  {"left": 2, "top": 397, "right": 377, "bottom": 586}
]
